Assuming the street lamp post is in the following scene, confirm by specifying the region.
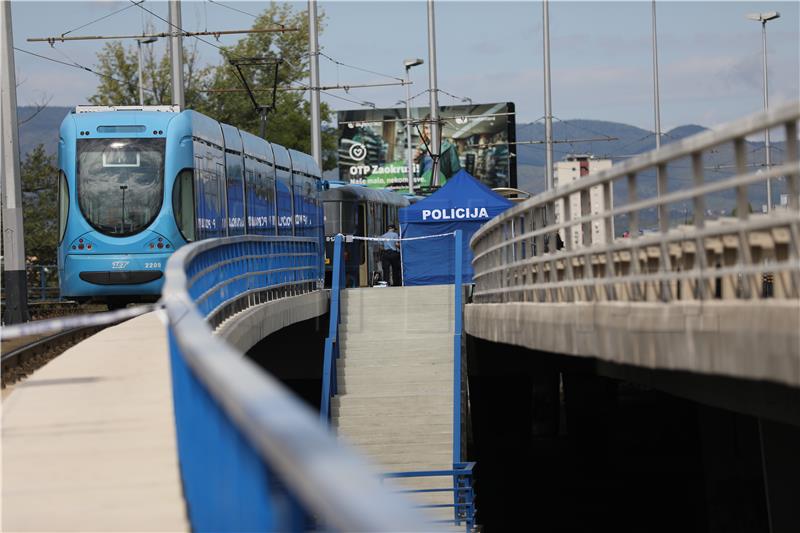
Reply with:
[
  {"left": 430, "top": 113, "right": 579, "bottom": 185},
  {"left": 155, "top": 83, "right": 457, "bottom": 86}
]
[
  {"left": 136, "top": 37, "right": 158, "bottom": 106},
  {"left": 746, "top": 11, "right": 780, "bottom": 212},
  {"left": 403, "top": 58, "right": 424, "bottom": 194}
]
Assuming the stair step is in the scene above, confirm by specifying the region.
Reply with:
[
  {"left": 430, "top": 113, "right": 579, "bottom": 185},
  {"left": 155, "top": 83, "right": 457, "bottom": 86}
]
[
  {"left": 336, "top": 357, "right": 452, "bottom": 370},
  {"left": 340, "top": 350, "right": 452, "bottom": 363},
  {"left": 337, "top": 426, "right": 452, "bottom": 442},
  {"left": 334, "top": 415, "right": 451, "bottom": 431},
  {"left": 362, "top": 451, "right": 453, "bottom": 467},
  {"left": 337, "top": 380, "right": 451, "bottom": 395},
  {"left": 339, "top": 366, "right": 452, "bottom": 382},
  {"left": 343, "top": 440, "right": 455, "bottom": 457},
  {"left": 333, "top": 393, "right": 451, "bottom": 406}
]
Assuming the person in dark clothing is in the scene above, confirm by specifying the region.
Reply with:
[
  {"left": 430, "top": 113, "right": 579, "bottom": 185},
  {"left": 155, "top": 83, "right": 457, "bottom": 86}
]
[{"left": 380, "top": 225, "right": 402, "bottom": 286}]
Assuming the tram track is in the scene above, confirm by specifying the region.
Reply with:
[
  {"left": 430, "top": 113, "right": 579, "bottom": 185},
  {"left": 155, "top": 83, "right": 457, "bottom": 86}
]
[
  {"left": 1, "top": 303, "right": 161, "bottom": 391},
  {"left": 1, "top": 323, "right": 114, "bottom": 389}
]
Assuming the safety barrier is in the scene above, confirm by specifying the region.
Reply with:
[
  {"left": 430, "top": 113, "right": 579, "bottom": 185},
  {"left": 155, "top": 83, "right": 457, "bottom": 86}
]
[
  {"left": 381, "top": 462, "right": 477, "bottom": 532},
  {"left": 321, "top": 234, "right": 345, "bottom": 422},
  {"left": 0, "top": 264, "right": 60, "bottom": 303},
  {"left": 163, "top": 235, "right": 430, "bottom": 532},
  {"left": 471, "top": 103, "right": 800, "bottom": 304}
]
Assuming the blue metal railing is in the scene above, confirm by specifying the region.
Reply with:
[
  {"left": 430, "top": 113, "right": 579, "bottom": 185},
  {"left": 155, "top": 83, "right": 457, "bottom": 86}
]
[
  {"left": 453, "top": 230, "right": 463, "bottom": 465},
  {"left": 163, "top": 235, "right": 431, "bottom": 532},
  {"left": 321, "top": 234, "right": 345, "bottom": 422},
  {"left": 381, "top": 462, "right": 477, "bottom": 532}
]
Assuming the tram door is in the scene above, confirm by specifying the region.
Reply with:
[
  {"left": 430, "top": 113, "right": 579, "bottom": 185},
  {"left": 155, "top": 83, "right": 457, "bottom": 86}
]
[{"left": 358, "top": 204, "right": 368, "bottom": 286}]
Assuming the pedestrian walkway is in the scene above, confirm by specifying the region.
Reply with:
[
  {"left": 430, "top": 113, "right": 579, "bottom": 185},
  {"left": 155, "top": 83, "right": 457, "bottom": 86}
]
[
  {"left": 332, "top": 285, "right": 457, "bottom": 521},
  {"left": 2, "top": 312, "right": 188, "bottom": 532}
]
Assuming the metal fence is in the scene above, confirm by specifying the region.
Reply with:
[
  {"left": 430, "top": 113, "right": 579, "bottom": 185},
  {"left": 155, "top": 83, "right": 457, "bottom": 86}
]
[
  {"left": 162, "top": 234, "right": 430, "bottom": 532},
  {"left": 381, "top": 462, "right": 477, "bottom": 532},
  {"left": 471, "top": 103, "right": 800, "bottom": 304},
  {"left": 0, "top": 264, "right": 60, "bottom": 302}
]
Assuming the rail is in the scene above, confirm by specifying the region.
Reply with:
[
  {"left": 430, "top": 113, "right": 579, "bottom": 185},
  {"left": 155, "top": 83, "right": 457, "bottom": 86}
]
[
  {"left": 381, "top": 462, "right": 477, "bottom": 532},
  {"left": 162, "top": 234, "right": 430, "bottom": 532},
  {"left": 471, "top": 102, "right": 800, "bottom": 304}
]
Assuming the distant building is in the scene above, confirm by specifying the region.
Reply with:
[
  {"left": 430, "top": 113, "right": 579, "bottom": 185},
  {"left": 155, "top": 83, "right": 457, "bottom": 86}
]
[{"left": 553, "top": 154, "right": 613, "bottom": 247}]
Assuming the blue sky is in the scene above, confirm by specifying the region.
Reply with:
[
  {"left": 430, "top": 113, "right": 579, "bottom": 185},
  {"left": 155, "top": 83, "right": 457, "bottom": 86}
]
[{"left": 10, "top": 1, "right": 800, "bottom": 130}]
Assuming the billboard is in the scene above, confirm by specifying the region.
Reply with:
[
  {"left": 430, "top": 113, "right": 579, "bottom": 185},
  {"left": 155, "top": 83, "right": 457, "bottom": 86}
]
[{"left": 337, "top": 102, "right": 516, "bottom": 192}]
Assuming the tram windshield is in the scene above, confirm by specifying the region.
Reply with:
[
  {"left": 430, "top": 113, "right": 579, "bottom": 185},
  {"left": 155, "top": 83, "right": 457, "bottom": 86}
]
[{"left": 77, "top": 138, "right": 165, "bottom": 236}]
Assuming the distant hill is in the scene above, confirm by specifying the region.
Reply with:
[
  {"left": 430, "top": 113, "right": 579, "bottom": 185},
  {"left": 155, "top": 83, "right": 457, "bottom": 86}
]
[
  {"left": 514, "top": 118, "right": 784, "bottom": 220},
  {"left": 514, "top": 119, "right": 710, "bottom": 192}
]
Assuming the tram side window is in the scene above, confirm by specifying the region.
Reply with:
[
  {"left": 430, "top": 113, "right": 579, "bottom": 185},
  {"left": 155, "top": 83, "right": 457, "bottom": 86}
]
[
  {"left": 58, "top": 170, "right": 69, "bottom": 243},
  {"left": 324, "top": 201, "right": 341, "bottom": 236},
  {"left": 173, "top": 169, "right": 196, "bottom": 242}
]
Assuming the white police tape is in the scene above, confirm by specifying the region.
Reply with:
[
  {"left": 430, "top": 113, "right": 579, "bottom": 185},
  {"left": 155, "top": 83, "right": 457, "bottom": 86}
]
[
  {"left": 347, "top": 232, "right": 456, "bottom": 242},
  {"left": 0, "top": 303, "right": 163, "bottom": 341}
]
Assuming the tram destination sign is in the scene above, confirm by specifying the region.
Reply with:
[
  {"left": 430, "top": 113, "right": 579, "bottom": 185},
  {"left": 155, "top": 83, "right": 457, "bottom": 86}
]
[{"left": 336, "top": 102, "right": 516, "bottom": 192}]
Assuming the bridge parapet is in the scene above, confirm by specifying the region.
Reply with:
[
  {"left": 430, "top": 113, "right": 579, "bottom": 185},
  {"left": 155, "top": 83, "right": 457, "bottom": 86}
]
[
  {"left": 471, "top": 103, "right": 800, "bottom": 305},
  {"left": 163, "top": 235, "right": 430, "bottom": 531},
  {"left": 468, "top": 104, "right": 800, "bottom": 389}
]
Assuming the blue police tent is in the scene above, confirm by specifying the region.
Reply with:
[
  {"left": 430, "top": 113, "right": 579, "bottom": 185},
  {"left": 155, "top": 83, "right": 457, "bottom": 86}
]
[{"left": 399, "top": 169, "right": 513, "bottom": 285}]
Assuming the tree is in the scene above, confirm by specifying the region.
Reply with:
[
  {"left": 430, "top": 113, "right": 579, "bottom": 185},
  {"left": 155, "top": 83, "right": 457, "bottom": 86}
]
[
  {"left": 21, "top": 145, "right": 59, "bottom": 264},
  {"left": 89, "top": 3, "right": 338, "bottom": 169},
  {"left": 89, "top": 40, "right": 209, "bottom": 108}
]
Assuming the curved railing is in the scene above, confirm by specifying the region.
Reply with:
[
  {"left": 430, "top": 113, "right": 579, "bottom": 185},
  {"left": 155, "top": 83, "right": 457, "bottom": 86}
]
[
  {"left": 163, "top": 235, "right": 430, "bottom": 532},
  {"left": 471, "top": 103, "right": 800, "bottom": 304}
]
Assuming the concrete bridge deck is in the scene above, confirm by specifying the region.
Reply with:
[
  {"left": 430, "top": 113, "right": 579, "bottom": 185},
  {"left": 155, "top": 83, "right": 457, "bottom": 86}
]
[
  {"left": 2, "top": 312, "right": 188, "bottom": 532},
  {"left": 2, "top": 291, "right": 329, "bottom": 531},
  {"left": 466, "top": 300, "right": 800, "bottom": 389}
]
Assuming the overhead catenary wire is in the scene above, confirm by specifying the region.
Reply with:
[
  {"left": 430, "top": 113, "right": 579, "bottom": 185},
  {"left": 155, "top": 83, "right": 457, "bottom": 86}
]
[
  {"left": 14, "top": 47, "right": 151, "bottom": 95},
  {"left": 203, "top": 80, "right": 409, "bottom": 93},
  {"left": 59, "top": 0, "right": 144, "bottom": 38},
  {"left": 129, "top": 0, "right": 247, "bottom": 60},
  {"left": 280, "top": 56, "right": 377, "bottom": 109},
  {"left": 318, "top": 51, "right": 403, "bottom": 83},
  {"left": 206, "top": 0, "right": 263, "bottom": 21},
  {"left": 438, "top": 88, "right": 472, "bottom": 104}
]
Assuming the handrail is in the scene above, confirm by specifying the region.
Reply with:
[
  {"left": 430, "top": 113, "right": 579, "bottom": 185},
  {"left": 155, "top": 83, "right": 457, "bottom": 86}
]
[
  {"left": 453, "top": 229, "right": 463, "bottom": 465},
  {"left": 381, "top": 462, "right": 477, "bottom": 532},
  {"left": 321, "top": 233, "right": 344, "bottom": 422},
  {"left": 470, "top": 102, "right": 800, "bottom": 304},
  {"left": 163, "top": 234, "right": 431, "bottom": 532}
]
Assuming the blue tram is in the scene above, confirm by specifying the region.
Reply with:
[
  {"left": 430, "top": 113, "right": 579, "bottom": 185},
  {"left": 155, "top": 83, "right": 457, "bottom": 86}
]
[
  {"left": 321, "top": 185, "right": 409, "bottom": 287},
  {"left": 57, "top": 105, "right": 323, "bottom": 306}
]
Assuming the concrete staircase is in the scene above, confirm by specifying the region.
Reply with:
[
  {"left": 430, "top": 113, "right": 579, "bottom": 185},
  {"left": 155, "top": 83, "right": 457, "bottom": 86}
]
[{"left": 332, "top": 285, "right": 457, "bottom": 524}]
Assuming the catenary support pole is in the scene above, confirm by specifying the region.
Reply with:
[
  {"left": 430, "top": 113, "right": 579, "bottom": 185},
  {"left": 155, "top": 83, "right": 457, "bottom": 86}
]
[
  {"left": 1, "top": 0, "right": 30, "bottom": 324},
  {"left": 308, "top": 0, "right": 322, "bottom": 170},
  {"left": 405, "top": 68, "right": 415, "bottom": 194},
  {"left": 426, "top": 0, "right": 441, "bottom": 186},
  {"left": 169, "top": 0, "right": 185, "bottom": 108},
  {"left": 652, "top": 0, "right": 662, "bottom": 151},
  {"left": 542, "top": 0, "right": 554, "bottom": 191},
  {"left": 761, "top": 20, "right": 773, "bottom": 211},
  {"left": 137, "top": 39, "right": 145, "bottom": 106}
]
